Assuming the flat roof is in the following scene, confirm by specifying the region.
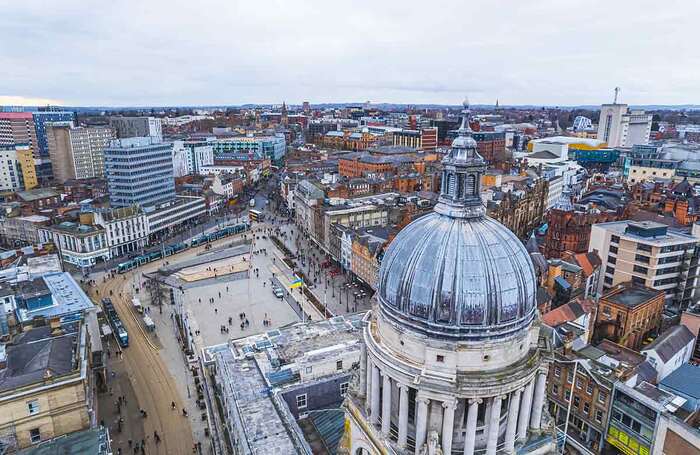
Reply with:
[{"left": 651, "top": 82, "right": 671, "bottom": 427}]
[
  {"left": 605, "top": 285, "right": 660, "bottom": 309},
  {"left": 17, "top": 272, "right": 94, "bottom": 323}
]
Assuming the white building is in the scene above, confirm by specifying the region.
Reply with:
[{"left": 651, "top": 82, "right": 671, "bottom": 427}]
[
  {"left": 146, "top": 195, "right": 206, "bottom": 237},
  {"left": 210, "top": 174, "right": 240, "bottom": 199},
  {"left": 640, "top": 325, "right": 696, "bottom": 383},
  {"left": 46, "top": 122, "right": 115, "bottom": 183},
  {"left": 598, "top": 103, "right": 652, "bottom": 147},
  {"left": 38, "top": 221, "right": 110, "bottom": 270},
  {"left": 345, "top": 105, "right": 554, "bottom": 455},
  {"left": 0, "top": 147, "right": 27, "bottom": 191},
  {"left": 91, "top": 206, "right": 149, "bottom": 257},
  {"left": 589, "top": 221, "right": 700, "bottom": 309},
  {"left": 172, "top": 140, "right": 215, "bottom": 177}
]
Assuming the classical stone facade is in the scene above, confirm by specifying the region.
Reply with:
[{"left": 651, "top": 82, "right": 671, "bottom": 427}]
[{"left": 342, "top": 102, "right": 554, "bottom": 455}]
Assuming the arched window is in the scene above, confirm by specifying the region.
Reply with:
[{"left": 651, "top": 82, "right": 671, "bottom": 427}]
[
  {"left": 466, "top": 174, "right": 476, "bottom": 196},
  {"left": 447, "top": 174, "right": 456, "bottom": 197}
]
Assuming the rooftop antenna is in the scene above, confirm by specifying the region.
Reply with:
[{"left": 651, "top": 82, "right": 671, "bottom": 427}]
[{"left": 613, "top": 87, "right": 621, "bottom": 104}]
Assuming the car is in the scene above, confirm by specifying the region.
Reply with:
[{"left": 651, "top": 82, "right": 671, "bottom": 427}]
[{"left": 272, "top": 287, "right": 284, "bottom": 298}]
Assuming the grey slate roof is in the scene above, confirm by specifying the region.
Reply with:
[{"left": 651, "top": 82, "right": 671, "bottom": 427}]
[
  {"left": 642, "top": 325, "right": 695, "bottom": 363},
  {"left": 659, "top": 363, "right": 700, "bottom": 399},
  {"left": 0, "top": 326, "right": 77, "bottom": 392}
]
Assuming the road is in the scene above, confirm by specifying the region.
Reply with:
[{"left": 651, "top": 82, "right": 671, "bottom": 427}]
[{"left": 93, "top": 267, "right": 196, "bottom": 455}]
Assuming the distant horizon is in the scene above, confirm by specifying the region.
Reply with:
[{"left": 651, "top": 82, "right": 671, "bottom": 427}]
[{"left": 3, "top": 101, "right": 700, "bottom": 112}]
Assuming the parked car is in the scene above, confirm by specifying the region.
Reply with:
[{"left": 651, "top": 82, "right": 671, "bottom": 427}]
[{"left": 272, "top": 286, "right": 284, "bottom": 298}]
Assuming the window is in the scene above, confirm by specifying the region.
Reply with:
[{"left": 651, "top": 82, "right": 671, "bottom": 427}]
[
  {"left": 296, "top": 394, "right": 308, "bottom": 409},
  {"left": 598, "top": 391, "right": 607, "bottom": 405},
  {"left": 565, "top": 390, "right": 571, "bottom": 401},
  {"left": 305, "top": 366, "right": 312, "bottom": 374},
  {"left": 552, "top": 384, "right": 559, "bottom": 395},
  {"left": 611, "top": 235, "right": 620, "bottom": 244},
  {"left": 633, "top": 265, "right": 649, "bottom": 274},
  {"left": 567, "top": 370, "right": 573, "bottom": 383},
  {"left": 554, "top": 366, "right": 561, "bottom": 377},
  {"left": 586, "top": 382, "right": 593, "bottom": 395},
  {"left": 604, "top": 276, "right": 613, "bottom": 285},
  {"left": 595, "top": 410, "right": 603, "bottom": 423},
  {"left": 632, "top": 276, "right": 646, "bottom": 285},
  {"left": 635, "top": 254, "right": 650, "bottom": 264},
  {"left": 27, "top": 400, "right": 39, "bottom": 416},
  {"left": 336, "top": 360, "right": 343, "bottom": 371},
  {"left": 583, "top": 402, "right": 590, "bottom": 415},
  {"left": 30, "top": 428, "right": 40, "bottom": 443},
  {"left": 575, "top": 378, "right": 583, "bottom": 389},
  {"left": 609, "top": 245, "right": 618, "bottom": 254},
  {"left": 573, "top": 396, "right": 580, "bottom": 408},
  {"left": 607, "top": 256, "right": 616, "bottom": 265},
  {"left": 637, "top": 243, "right": 652, "bottom": 253},
  {"left": 436, "top": 355, "right": 445, "bottom": 363},
  {"left": 606, "top": 266, "right": 615, "bottom": 274},
  {"left": 340, "top": 382, "right": 349, "bottom": 395}
]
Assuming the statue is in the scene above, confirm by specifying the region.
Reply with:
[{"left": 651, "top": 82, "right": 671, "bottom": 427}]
[{"left": 418, "top": 430, "right": 443, "bottom": 455}]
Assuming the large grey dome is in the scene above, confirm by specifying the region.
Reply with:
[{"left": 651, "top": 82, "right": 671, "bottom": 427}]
[{"left": 376, "top": 102, "right": 537, "bottom": 340}]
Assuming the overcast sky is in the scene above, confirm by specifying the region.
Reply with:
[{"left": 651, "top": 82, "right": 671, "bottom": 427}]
[{"left": 2, "top": 0, "right": 699, "bottom": 107}]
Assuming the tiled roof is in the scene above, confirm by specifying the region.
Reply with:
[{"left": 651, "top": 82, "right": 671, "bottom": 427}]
[{"left": 642, "top": 325, "right": 695, "bottom": 363}]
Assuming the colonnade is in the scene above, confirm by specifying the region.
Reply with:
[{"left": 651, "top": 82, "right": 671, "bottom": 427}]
[{"left": 361, "top": 352, "right": 547, "bottom": 454}]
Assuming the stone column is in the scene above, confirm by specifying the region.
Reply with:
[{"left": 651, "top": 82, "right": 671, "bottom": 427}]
[
  {"left": 371, "top": 365, "right": 380, "bottom": 425},
  {"left": 485, "top": 395, "right": 503, "bottom": 455},
  {"left": 463, "top": 398, "right": 481, "bottom": 455},
  {"left": 359, "top": 343, "right": 367, "bottom": 397},
  {"left": 398, "top": 384, "right": 410, "bottom": 449},
  {"left": 365, "top": 357, "right": 373, "bottom": 413},
  {"left": 381, "top": 374, "right": 392, "bottom": 436},
  {"left": 517, "top": 378, "right": 534, "bottom": 441},
  {"left": 414, "top": 396, "right": 430, "bottom": 455},
  {"left": 504, "top": 389, "right": 522, "bottom": 453},
  {"left": 441, "top": 400, "right": 456, "bottom": 455},
  {"left": 530, "top": 372, "right": 547, "bottom": 431}
]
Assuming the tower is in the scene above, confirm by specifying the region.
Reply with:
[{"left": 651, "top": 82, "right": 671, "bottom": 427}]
[
  {"left": 343, "top": 100, "right": 554, "bottom": 455},
  {"left": 281, "top": 101, "right": 288, "bottom": 126}
]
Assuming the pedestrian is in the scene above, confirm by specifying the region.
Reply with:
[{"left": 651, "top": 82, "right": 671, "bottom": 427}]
[
  {"left": 171, "top": 401, "right": 176, "bottom": 410},
  {"left": 214, "top": 308, "right": 218, "bottom": 314}
]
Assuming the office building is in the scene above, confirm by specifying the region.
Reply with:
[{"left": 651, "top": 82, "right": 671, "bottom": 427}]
[
  {"left": 344, "top": 103, "right": 554, "bottom": 454},
  {"left": 46, "top": 123, "right": 115, "bottom": 183},
  {"left": 171, "top": 140, "right": 214, "bottom": 177},
  {"left": 0, "top": 145, "right": 37, "bottom": 191},
  {"left": 104, "top": 137, "right": 175, "bottom": 209},
  {"left": 108, "top": 117, "right": 162, "bottom": 142},
  {"left": 213, "top": 134, "right": 286, "bottom": 163},
  {"left": 589, "top": 220, "right": 699, "bottom": 310},
  {"left": 30, "top": 111, "right": 76, "bottom": 184},
  {"left": 0, "top": 112, "right": 38, "bottom": 151},
  {"left": 597, "top": 103, "right": 652, "bottom": 148}
]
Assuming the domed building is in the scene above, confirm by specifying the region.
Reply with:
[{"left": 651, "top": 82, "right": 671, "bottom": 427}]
[{"left": 343, "top": 102, "right": 554, "bottom": 455}]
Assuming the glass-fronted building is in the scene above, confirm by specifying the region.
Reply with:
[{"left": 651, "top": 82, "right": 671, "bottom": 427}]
[
  {"left": 213, "top": 134, "right": 286, "bottom": 163},
  {"left": 104, "top": 137, "right": 175, "bottom": 210}
]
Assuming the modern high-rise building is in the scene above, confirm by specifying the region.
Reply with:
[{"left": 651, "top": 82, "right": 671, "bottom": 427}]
[
  {"left": 171, "top": 139, "right": 214, "bottom": 177},
  {"left": 104, "top": 137, "right": 175, "bottom": 209},
  {"left": 31, "top": 111, "right": 76, "bottom": 157},
  {"left": 0, "top": 145, "right": 37, "bottom": 191},
  {"left": 108, "top": 117, "right": 163, "bottom": 142},
  {"left": 597, "top": 103, "right": 652, "bottom": 148},
  {"left": 589, "top": 220, "right": 700, "bottom": 311},
  {"left": 46, "top": 123, "right": 115, "bottom": 183},
  {"left": 344, "top": 102, "right": 554, "bottom": 455},
  {"left": 0, "top": 112, "right": 38, "bottom": 151}
]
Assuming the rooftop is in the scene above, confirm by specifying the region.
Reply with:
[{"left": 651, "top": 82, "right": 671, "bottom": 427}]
[
  {"left": 17, "top": 272, "right": 95, "bottom": 324},
  {"left": 18, "top": 427, "right": 110, "bottom": 455},
  {"left": 595, "top": 220, "right": 696, "bottom": 246},
  {"left": 0, "top": 325, "right": 81, "bottom": 393},
  {"left": 202, "top": 313, "right": 365, "bottom": 454},
  {"left": 603, "top": 284, "right": 661, "bottom": 309},
  {"left": 659, "top": 363, "right": 700, "bottom": 401},
  {"left": 16, "top": 188, "right": 58, "bottom": 202},
  {"left": 49, "top": 221, "right": 103, "bottom": 236}
]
